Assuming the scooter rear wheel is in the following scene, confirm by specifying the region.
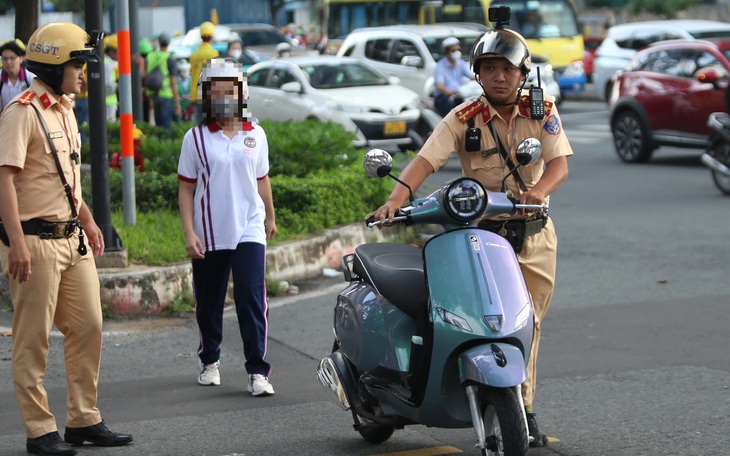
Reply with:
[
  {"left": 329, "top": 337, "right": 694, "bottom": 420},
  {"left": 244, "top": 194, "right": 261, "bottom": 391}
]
[{"left": 481, "top": 388, "right": 528, "bottom": 456}]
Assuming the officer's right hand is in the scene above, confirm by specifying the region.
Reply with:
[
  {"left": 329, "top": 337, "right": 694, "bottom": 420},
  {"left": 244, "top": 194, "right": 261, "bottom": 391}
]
[
  {"left": 8, "top": 241, "right": 31, "bottom": 284},
  {"left": 366, "top": 200, "right": 401, "bottom": 228},
  {"left": 184, "top": 234, "right": 205, "bottom": 260}
]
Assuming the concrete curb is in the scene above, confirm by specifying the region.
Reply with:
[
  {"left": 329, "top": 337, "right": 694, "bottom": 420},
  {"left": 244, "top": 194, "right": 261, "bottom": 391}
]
[{"left": 95, "top": 223, "right": 398, "bottom": 316}]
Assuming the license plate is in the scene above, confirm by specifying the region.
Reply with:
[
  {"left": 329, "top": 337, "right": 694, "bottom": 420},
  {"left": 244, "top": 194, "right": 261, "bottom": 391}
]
[{"left": 384, "top": 121, "right": 406, "bottom": 136}]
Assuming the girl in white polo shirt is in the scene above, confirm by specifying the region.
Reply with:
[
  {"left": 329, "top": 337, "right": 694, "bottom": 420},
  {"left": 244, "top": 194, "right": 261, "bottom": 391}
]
[{"left": 177, "top": 59, "right": 277, "bottom": 396}]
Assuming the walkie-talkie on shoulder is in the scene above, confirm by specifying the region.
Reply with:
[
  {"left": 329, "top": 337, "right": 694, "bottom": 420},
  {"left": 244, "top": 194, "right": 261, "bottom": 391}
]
[{"left": 529, "top": 66, "right": 545, "bottom": 119}]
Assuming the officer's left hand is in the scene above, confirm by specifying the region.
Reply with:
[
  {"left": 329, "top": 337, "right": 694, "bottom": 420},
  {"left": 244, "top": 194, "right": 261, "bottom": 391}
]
[
  {"left": 519, "top": 188, "right": 546, "bottom": 215},
  {"left": 84, "top": 221, "right": 105, "bottom": 258}
]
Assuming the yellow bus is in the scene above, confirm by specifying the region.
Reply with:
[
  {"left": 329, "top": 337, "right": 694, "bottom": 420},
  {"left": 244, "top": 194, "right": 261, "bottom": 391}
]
[{"left": 324, "top": 0, "right": 584, "bottom": 72}]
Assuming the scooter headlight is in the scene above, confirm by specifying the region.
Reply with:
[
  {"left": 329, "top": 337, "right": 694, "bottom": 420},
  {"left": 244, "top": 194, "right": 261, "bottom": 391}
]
[
  {"left": 443, "top": 178, "right": 486, "bottom": 223},
  {"left": 436, "top": 307, "right": 473, "bottom": 332},
  {"left": 514, "top": 303, "right": 531, "bottom": 331}
]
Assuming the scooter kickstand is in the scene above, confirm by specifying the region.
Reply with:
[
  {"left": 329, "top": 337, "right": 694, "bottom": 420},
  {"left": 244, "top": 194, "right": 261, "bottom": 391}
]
[{"left": 465, "top": 384, "right": 488, "bottom": 451}]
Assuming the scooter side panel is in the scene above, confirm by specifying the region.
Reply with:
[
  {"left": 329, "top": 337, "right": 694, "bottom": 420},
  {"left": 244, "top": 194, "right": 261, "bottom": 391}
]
[
  {"left": 335, "top": 282, "right": 416, "bottom": 372},
  {"left": 458, "top": 343, "right": 527, "bottom": 387}
]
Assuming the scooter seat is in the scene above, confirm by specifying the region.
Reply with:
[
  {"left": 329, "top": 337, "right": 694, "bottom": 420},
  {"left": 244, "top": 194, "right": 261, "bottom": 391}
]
[{"left": 353, "top": 243, "right": 426, "bottom": 318}]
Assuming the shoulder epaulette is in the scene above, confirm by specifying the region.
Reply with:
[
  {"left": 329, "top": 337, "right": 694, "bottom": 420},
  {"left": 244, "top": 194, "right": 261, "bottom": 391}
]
[
  {"left": 455, "top": 100, "right": 484, "bottom": 123},
  {"left": 17, "top": 90, "right": 36, "bottom": 105}
]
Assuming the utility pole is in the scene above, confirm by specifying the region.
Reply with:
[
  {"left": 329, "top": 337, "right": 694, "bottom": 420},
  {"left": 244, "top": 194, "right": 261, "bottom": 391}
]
[{"left": 85, "top": 0, "right": 122, "bottom": 251}]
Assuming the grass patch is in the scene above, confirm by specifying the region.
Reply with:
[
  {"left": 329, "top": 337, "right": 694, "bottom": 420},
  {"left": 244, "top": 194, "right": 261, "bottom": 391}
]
[{"left": 112, "top": 210, "right": 188, "bottom": 265}]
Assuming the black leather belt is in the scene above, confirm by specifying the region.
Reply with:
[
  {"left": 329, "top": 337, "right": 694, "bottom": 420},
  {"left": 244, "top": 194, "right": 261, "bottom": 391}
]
[{"left": 20, "top": 218, "right": 77, "bottom": 239}]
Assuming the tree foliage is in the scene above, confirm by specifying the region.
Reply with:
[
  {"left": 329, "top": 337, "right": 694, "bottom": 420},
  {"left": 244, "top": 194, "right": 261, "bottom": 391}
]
[{"left": 626, "top": 0, "right": 702, "bottom": 19}]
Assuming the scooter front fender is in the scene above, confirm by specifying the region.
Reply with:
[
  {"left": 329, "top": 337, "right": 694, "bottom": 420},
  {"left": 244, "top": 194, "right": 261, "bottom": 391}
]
[{"left": 458, "top": 343, "right": 527, "bottom": 388}]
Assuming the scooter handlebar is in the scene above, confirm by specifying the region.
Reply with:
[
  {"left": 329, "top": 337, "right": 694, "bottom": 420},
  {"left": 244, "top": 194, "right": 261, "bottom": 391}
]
[{"left": 366, "top": 210, "right": 410, "bottom": 228}]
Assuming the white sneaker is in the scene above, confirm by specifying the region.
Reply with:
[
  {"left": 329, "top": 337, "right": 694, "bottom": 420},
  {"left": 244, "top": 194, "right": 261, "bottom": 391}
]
[
  {"left": 247, "top": 373, "right": 275, "bottom": 396},
  {"left": 198, "top": 361, "right": 221, "bottom": 386}
]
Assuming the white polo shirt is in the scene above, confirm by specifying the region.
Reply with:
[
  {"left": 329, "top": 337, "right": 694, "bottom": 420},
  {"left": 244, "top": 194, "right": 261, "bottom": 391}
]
[{"left": 178, "top": 121, "right": 269, "bottom": 251}]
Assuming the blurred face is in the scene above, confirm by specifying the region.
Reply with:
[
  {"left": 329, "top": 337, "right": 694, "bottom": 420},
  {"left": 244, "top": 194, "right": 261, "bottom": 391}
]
[
  {"left": 1, "top": 50, "right": 23, "bottom": 77},
  {"left": 61, "top": 60, "right": 86, "bottom": 95},
  {"left": 447, "top": 44, "right": 461, "bottom": 62},
  {"left": 208, "top": 78, "right": 243, "bottom": 119},
  {"left": 476, "top": 57, "right": 524, "bottom": 105}
]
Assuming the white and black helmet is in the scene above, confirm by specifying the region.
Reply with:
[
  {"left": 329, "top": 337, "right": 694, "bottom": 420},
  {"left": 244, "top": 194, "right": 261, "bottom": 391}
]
[{"left": 470, "top": 28, "right": 531, "bottom": 75}]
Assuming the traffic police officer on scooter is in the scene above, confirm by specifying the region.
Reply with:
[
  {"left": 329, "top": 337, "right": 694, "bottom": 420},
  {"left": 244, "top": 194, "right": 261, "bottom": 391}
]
[
  {"left": 370, "top": 21, "right": 573, "bottom": 447},
  {"left": 0, "top": 22, "right": 133, "bottom": 456}
]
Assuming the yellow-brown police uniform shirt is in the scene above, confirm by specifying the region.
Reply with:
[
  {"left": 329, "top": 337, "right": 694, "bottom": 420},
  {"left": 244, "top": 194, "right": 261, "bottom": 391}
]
[
  {"left": 419, "top": 89, "right": 573, "bottom": 218},
  {"left": 0, "top": 78, "right": 82, "bottom": 222}
]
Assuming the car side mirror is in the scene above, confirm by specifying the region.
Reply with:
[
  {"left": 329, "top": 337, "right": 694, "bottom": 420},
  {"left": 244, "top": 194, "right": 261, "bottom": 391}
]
[
  {"left": 696, "top": 68, "right": 722, "bottom": 86},
  {"left": 401, "top": 55, "right": 423, "bottom": 68},
  {"left": 280, "top": 81, "right": 303, "bottom": 93}
]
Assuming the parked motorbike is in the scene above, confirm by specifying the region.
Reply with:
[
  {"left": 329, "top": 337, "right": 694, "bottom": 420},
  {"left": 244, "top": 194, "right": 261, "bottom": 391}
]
[
  {"left": 316, "top": 140, "right": 547, "bottom": 455},
  {"left": 701, "top": 112, "right": 730, "bottom": 195}
]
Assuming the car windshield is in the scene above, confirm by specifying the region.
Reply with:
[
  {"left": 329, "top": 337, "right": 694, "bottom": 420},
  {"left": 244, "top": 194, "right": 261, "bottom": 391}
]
[
  {"left": 301, "top": 63, "right": 389, "bottom": 89},
  {"left": 423, "top": 36, "right": 480, "bottom": 62},
  {"left": 234, "top": 29, "right": 287, "bottom": 47}
]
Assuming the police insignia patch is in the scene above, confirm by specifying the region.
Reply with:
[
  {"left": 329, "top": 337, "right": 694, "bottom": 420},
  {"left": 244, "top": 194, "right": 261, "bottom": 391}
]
[
  {"left": 544, "top": 115, "right": 560, "bottom": 135},
  {"left": 40, "top": 93, "right": 52, "bottom": 109}
]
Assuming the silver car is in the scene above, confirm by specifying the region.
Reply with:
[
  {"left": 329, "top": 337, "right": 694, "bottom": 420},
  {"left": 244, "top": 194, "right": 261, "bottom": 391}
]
[{"left": 247, "top": 56, "right": 421, "bottom": 149}]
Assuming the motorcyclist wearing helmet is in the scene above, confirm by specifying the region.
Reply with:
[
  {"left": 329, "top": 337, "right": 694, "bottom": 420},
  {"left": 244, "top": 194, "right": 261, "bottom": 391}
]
[
  {"left": 433, "top": 36, "right": 474, "bottom": 116},
  {"left": 0, "top": 22, "right": 133, "bottom": 455},
  {"left": 178, "top": 59, "right": 277, "bottom": 397},
  {"left": 369, "top": 26, "right": 572, "bottom": 448}
]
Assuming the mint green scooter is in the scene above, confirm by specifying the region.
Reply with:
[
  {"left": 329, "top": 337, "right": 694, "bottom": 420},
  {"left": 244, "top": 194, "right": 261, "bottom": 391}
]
[{"left": 317, "top": 141, "right": 545, "bottom": 455}]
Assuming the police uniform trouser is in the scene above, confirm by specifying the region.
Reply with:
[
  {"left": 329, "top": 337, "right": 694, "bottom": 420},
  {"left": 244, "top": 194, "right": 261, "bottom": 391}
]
[
  {"left": 1, "top": 233, "right": 102, "bottom": 438},
  {"left": 519, "top": 217, "right": 557, "bottom": 407}
]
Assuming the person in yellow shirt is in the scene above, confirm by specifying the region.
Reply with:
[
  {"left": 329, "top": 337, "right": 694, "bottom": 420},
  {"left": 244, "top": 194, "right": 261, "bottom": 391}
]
[{"left": 189, "top": 21, "right": 219, "bottom": 120}]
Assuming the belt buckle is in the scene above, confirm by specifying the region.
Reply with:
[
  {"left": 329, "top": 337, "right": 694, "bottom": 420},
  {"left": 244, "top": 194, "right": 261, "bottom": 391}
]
[
  {"left": 64, "top": 222, "right": 76, "bottom": 238},
  {"left": 52, "top": 223, "right": 66, "bottom": 239}
]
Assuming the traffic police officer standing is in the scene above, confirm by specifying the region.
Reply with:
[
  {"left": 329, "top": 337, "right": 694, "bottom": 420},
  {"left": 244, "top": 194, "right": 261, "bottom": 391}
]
[
  {"left": 370, "top": 26, "right": 572, "bottom": 447},
  {"left": 0, "top": 22, "right": 133, "bottom": 456}
]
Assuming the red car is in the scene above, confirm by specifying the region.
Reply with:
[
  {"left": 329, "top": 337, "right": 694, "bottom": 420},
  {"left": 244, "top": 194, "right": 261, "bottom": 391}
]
[
  {"left": 583, "top": 36, "right": 603, "bottom": 82},
  {"left": 610, "top": 38, "right": 730, "bottom": 162}
]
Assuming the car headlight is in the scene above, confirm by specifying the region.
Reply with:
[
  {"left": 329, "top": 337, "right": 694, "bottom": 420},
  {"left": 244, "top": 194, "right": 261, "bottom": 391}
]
[{"left": 443, "top": 177, "right": 486, "bottom": 222}]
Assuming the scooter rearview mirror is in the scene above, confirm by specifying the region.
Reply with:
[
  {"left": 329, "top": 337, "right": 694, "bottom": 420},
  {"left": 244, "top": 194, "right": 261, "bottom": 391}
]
[
  {"left": 515, "top": 138, "right": 542, "bottom": 165},
  {"left": 363, "top": 148, "right": 414, "bottom": 204},
  {"left": 363, "top": 149, "right": 393, "bottom": 178}
]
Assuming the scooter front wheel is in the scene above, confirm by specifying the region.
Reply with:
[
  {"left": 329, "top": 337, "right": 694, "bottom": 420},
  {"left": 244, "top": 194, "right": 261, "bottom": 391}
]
[
  {"left": 481, "top": 388, "right": 528, "bottom": 456},
  {"left": 352, "top": 412, "right": 395, "bottom": 444}
]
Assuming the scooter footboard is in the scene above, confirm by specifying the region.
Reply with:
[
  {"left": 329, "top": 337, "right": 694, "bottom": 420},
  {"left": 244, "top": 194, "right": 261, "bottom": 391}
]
[{"left": 458, "top": 343, "right": 527, "bottom": 387}]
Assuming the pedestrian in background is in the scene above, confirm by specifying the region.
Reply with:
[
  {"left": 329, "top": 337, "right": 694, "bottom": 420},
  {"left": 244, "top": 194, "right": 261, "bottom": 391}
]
[
  {"left": 103, "top": 34, "right": 119, "bottom": 122},
  {"left": 177, "top": 59, "right": 277, "bottom": 397},
  {"left": 134, "top": 32, "right": 181, "bottom": 129},
  {"left": 0, "top": 22, "right": 133, "bottom": 456},
  {"left": 0, "top": 39, "right": 35, "bottom": 116},
  {"left": 176, "top": 59, "right": 193, "bottom": 121},
  {"left": 189, "top": 21, "right": 219, "bottom": 121}
]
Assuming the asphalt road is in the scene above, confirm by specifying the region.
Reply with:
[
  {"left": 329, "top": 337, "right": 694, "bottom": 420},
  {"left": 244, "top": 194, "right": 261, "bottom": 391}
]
[{"left": 1, "top": 98, "right": 729, "bottom": 456}]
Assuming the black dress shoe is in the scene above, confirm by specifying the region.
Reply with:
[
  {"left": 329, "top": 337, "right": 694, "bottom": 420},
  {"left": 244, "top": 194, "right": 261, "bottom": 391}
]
[
  {"left": 26, "top": 431, "right": 77, "bottom": 456},
  {"left": 64, "top": 420, "right": 133, "bottom": 446}
]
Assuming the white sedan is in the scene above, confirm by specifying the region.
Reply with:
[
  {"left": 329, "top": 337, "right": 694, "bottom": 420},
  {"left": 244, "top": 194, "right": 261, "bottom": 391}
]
[{"left": 247, "top": 56, "right": 422, "bottom": 149}]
